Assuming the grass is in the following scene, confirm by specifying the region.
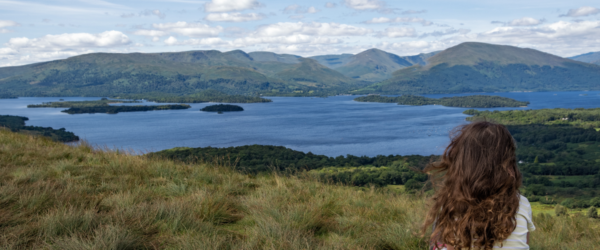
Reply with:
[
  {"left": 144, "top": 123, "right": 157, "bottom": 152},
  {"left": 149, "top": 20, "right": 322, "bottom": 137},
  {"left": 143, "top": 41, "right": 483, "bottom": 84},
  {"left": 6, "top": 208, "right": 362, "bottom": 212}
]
[{"left": 1, "top": 129, "right": 599, "bottom": 249}]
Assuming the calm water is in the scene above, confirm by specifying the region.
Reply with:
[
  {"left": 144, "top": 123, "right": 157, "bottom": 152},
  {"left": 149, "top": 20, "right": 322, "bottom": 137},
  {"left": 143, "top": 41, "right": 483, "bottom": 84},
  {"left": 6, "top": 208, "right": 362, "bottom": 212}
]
[{"left": 1, "top": 91, "right": 599, "bottom": 157}]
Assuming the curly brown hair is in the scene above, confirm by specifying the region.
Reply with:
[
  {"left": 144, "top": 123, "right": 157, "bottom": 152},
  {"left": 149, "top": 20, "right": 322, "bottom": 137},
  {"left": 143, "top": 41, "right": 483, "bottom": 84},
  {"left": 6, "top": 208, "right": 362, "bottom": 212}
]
[{"left": 422, "top": 121, "right": 522, "bottom": 250}]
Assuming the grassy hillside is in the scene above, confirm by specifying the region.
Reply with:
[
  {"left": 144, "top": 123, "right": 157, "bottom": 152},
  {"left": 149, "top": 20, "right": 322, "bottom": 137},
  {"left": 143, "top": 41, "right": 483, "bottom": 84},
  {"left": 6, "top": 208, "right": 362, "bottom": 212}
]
[
  {"left": 570, "top": 52, "right": 600, "bottom": 65},
  {"left": 1, "top": 129, "right": 599, "bottom": 249},
  {"left": 357, "top": 42, "right": 600, "bottom": 94},
  {"left": 272, "top": 58, "right": 363, "bottom": 93}
]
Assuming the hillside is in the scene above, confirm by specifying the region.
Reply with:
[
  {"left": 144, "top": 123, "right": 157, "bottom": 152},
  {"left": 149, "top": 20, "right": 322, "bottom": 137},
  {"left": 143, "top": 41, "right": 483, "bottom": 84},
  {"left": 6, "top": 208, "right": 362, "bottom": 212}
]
[
  {"left": 310, "top": 49, "right": 438, "bottom": 83},
  {"left": 273, "top": 58, "right": 362, "bottom": 91},
  {"left": 570, "top": 52, "right": 600, "bottom": 65},
  {"left": 1, "top": 128, "right": 599, "bottom": 249},
  {"left": 0, "top": 50, "right": 355, "bottom": 97},
  {"left": 356, "top": 42, "right": 600, "bottom": 94}
]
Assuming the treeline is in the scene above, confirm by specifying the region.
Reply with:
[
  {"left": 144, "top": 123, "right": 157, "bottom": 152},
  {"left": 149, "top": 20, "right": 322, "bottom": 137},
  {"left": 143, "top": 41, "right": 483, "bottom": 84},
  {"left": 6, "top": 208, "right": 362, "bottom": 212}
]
[
  {"left": 148, "top": 145, "right": 436, "bottom": 188},
  {"left": 114, "top": 90, "right": 272, "bottom": 104},
  {"left": 201, "top": 104, "right": 244, "bottom": 112},
  {"left": 464, "top": 108, "right": 600, "bottom": 129},
  {"left": 0, "top": 115, "right": 78, "bottom": 142},
  {"left": 28, "top": 98, "right": 140, "bottom": 108},
  {"left": 62, "top": 104, "right": 191, "bottom": 114},
  {"left": 355, "top": 94, "right": 529, "bottom": 108}
]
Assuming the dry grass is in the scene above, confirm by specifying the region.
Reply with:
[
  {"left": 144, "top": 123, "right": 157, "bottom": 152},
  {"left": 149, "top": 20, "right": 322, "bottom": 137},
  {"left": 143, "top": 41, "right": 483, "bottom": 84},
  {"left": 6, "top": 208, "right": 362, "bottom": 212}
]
[{"left": 0, "top": 129, "right": 598, "bottom": 249}]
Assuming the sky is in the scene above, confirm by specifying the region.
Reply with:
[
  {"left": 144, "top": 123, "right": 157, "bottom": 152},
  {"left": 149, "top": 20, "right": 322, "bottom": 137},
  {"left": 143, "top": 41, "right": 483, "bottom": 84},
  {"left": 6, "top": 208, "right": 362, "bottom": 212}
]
[{"left": 1, "top": 0, "right": 600, "bottom": 66}]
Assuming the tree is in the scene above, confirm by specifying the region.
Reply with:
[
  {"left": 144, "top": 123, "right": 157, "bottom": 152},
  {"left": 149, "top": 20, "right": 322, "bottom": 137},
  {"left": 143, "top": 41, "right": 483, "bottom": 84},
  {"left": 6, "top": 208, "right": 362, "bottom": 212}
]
[{"left": 404, "top": 179, "right": 422, "bottom": 191}]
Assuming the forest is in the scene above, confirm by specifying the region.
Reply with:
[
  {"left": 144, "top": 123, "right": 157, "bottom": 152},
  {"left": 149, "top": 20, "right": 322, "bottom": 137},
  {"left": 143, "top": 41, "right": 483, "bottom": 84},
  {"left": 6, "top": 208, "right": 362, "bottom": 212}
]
[
  {"left": 354, "top": 94, "right": 529, "bottom": 108},
  {"left": 0, "top": 115, "right": 78, "bottom": 142},
  {"left": 465, "top": 108, "right": 600, "bottom": 206},
  {"left": 148, "top": 145, "right": 434, "bottom": 189},
  {"left": 201, "top": 104, "right": 244, "bottom": 112},
  {"left": 61, "top": 104, "right": 191, "bottom": 114},
  {"left": 114, "top": 90, "right": 272, "bottom": 103}
]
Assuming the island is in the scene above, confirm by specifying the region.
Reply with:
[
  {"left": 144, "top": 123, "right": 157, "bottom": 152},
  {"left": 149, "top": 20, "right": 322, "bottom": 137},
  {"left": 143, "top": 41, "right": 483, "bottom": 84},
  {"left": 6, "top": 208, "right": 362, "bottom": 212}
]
[
  {"left": 200, "top": 104, "right": 244, "bottom": 113},
  {"left": 27, "top": 98, "right": 140, "bottom": 108},
  {"left": 62, "top": 104, "right": 191, "bottom": 114},
  {"left": 0, "top": 115, "right": 79, "bottom": 142},
  {"left": 354, "top": 94, "right": 529, "bottom": 108},
  {"left": 114, "top": 90, "right": 272, "bottom": 103}
]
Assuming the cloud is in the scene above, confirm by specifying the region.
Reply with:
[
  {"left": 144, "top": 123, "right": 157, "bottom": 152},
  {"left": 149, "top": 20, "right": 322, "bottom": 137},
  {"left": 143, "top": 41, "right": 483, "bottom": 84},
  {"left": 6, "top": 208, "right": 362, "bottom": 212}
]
[
  {"left": 364, "top": 17, "right": 432, "bottom": 26},
  {"left": 253, "top": 22, "right": 371, "bottom": 37},
  {"left": 204, "top": 12, "right": 265, "bottom": 22},
  {"left": 377, "top": 27, "right": 417, "bottom": 38},
  {"left": 343, "top": 0, "right": 384, "bottom": 10},
  {"left": 0, "top": 20, "right": 20, "bottom": 33},
  {"left": 283, "top": 5, "right": 319, "bottom": 14},
  {"left": 401, "top": 10, "right": 426, "bottom": 15},
  {"left": 507, "top": 17, "right": 543, "bottom": 26},
  {"left": 133, "top": 29, "right": 169, "bottom": 37},
  {"left": 419, "top": 28, "right": 470, "bottom": 38},
  {"left": 6, "top": 31, "right": 131, "bottom": 49},
  {"left": 560, "top": 6, "right": 600, "bottom": 17},
  {"left": 120, "top": 13, "right": 135, "bottom": 18},
  {"left": 0, "top": 30, "right": 132, "bottom": 66},
  {"left": 151, "top": 22, "right": 223, "bottom": 37},
  {"left": 140, "top": 9, "right": 166, "bottom": 19},
  {"left": 325, "top": 2, "right": 337, "bottom": 8},
  {"left": 204, "top": 0, "right": 262, "bottom": 13},
  {"left": 164, "top": 37, "right": 229, "bottom": 46}
]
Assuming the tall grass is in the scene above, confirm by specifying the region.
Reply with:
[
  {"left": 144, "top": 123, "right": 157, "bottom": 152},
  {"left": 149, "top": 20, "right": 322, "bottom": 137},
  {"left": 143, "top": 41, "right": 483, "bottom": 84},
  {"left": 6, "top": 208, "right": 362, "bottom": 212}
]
[{"left": 0, "top": 129, "right": 598, "bottom": 249}]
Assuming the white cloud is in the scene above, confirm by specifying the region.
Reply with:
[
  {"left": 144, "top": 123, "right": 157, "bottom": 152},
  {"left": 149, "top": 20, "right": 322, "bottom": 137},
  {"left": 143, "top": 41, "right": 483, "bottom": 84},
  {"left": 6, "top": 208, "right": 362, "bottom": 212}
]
[
  {"left": 325, "top": 2, "right": 337, "bottom": 8},
  {"left": 401, "top": 10, "right": 426, "bottom": 15},
  {"left": 140, "top": 9, "right": 166, "bottom": 19},
  {"left": 283, "top": 5, "right": 319, "bottom": 14},
  {"left": 419, "top": 28, "right": 470, "bottom": 38},
  {"left": 0, "top": 20, "right": 20, "bottom": 33},
  {"left": 507, "top": 17, "right": 543, "bottom": 26},
  {"left": 560, "top": 6, "right": 600, "bottom": 17},
  {"left": 253, "top": 22, "right": 371, "bottom": 37},
  {"left": 164, "top": 36, "right": 178, "bottom": 45},
  {"left": 0, "top": 20, "right": 19, "bottom": 28},
  {"left": 204, "top": 0, "right": 262, "bottom": 13},
  {"left": 344, "top": 0, "right": 384, "bottom": 10},
  {"left": 6, "top": 31, "right": 131, "bottom": 49},
  {"left": 364, "top": 17, "right": 432, "bottom": 26},
  {"left": 205, "top": 12, "right": 265, "bottom": 22},
  {"left": 133, "top": 29, "right": 169, "bottom": 37},
  {"left": 378, "top": 27, "right": 417, "bottom": 38},
  {"left": 152, "top": 22, "right": 223, "bottom": 37},
  {"left": 0, "top": 31, "right": 132, "bottom": 66}
]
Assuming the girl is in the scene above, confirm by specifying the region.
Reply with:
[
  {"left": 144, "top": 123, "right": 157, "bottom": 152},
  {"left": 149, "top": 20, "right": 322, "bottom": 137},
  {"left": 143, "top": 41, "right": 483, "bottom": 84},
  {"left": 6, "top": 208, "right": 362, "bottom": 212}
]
[{"left": 422, "top": 121, "right": 535, "bottom": 250}]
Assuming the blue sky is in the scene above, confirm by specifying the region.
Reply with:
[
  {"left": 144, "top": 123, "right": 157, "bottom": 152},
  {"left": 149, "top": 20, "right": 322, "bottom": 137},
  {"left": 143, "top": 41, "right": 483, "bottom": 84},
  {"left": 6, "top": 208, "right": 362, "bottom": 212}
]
[{"left": 1, "top": 0, "right": 600, "bottom": 66}]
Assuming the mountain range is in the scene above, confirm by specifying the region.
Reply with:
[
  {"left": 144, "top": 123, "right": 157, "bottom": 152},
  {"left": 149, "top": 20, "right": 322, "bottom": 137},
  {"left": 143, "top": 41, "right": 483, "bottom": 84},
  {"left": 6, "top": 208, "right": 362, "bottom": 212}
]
[
  {"left": 1, "top": 42, "right": 600, "bottom": 97},
  {"left": 570, "top": 52, "right": 600, "bottom": 65}
]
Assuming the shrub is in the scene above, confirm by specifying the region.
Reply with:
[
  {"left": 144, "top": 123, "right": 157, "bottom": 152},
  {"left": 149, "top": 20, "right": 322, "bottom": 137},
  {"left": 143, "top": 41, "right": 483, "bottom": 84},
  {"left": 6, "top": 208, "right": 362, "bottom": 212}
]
[
  {"left": 586, "top": 207, "right": 598, "bottom": 219},
  {"left": 590, "top": 197, "right": 600, "bottom": 207},
  {"left": 555, "top": 204, "right": 568, "bottom": 217}
]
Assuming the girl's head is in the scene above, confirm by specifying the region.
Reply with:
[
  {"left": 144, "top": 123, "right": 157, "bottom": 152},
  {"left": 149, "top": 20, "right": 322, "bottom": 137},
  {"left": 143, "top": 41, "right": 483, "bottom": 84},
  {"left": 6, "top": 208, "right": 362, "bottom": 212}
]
[{"left": 423, "top": 121, "right": 522, "bottom": 249}]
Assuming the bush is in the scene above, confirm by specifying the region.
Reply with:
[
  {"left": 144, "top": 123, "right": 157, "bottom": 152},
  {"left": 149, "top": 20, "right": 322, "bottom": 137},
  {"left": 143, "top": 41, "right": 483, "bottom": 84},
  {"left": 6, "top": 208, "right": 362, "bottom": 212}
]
[
  {"left": 527, "top": 184, "right": 546, "bottom": 196},
  {"left": 586, "top": 207, "right": 598, "bottom": 219},
  {"left": 555, "top": 204, "right": 568, "bottom": 217},
  {"left": 404, "top": 179, "right": 422, "bottom": 191},
  {"left": 590, "top": 197, "right": 600, "bottom": 207}
]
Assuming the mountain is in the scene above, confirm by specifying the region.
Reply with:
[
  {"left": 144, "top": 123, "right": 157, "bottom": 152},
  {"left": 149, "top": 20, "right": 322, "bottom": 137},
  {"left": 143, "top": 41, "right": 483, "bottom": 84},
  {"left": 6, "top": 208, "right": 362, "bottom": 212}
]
[
  {"left": 357, "top": 42, "right": 600, "bottom": 94},
  {"left": 569, "top": 52, "right": 600, "bottom": 65},
  {"left": 0, "top": 50, "right": 360, "bottom": 97},
  {"left": 310, "top": 49, "right": 439, "bottom": 83}
]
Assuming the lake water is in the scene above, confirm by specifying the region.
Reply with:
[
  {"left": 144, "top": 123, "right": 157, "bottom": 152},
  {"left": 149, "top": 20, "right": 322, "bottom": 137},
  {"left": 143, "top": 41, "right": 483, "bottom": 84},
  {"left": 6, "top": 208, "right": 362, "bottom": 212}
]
[{"left": 1, "top": 91, "right": 599, "bottom": 157}]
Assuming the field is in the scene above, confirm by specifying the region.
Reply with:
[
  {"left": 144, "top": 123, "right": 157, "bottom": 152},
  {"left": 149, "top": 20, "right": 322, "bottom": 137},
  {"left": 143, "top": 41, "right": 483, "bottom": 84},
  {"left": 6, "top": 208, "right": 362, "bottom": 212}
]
[{"left": 1, "top": 129, "right": 600, "bottom": 249}]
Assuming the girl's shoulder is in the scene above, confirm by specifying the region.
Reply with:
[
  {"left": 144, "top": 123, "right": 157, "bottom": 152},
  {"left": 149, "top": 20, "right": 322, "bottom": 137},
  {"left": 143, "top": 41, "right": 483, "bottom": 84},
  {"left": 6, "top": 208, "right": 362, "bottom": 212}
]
[{"left": 517, "top": 194, "right": 536, "bottom": 232}]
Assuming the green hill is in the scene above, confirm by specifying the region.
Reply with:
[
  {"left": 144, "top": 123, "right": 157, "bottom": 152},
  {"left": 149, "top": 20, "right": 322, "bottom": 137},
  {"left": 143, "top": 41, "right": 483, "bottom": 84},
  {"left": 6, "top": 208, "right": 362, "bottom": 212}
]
[
  {"left": 273, "top": 58, "right": 363, "bottom": 92},
  {"left": 0, "top": 50, "right": 357, "bottom": 97},
  {"left": 310, "top": 49, "right": 438, "bottom": 83},
  {"left": 570, "top": 52, "right": 600, "bottom": 65},
  {"left": 356, "top": 42, "right": 600, "bottom": 94}
]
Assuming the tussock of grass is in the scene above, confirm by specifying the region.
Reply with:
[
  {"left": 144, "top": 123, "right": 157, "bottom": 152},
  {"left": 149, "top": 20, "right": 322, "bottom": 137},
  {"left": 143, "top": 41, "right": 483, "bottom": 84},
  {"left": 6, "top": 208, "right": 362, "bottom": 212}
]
[{"left": 0, "top": 129, "right": 599, "bottom": 249}]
